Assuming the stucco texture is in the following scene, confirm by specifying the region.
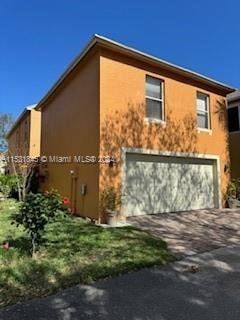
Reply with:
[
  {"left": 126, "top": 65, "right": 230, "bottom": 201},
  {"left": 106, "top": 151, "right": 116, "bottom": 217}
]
[
  {"left": 99, "top": 49, "right": 230, "bottom": 221},
  {"left": 40, "top": 45, "right": 231, "bottom": 222},
  {"left": 40, "top": 50, "right": 100, "bottom": 220}
]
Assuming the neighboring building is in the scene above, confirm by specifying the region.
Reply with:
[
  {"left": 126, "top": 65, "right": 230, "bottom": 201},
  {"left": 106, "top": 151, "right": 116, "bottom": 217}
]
[
  {"left": 36, "top": 35, "right": 234, "bottom": 222},
  {"left": 0, "top": 152, "right": 6, "bottom": 174},
  {"left": 227, "top": 90, "right": 240, "bottom": 178},
  {"left": 7, "top": 105, "right": 41, "bottom": 158}
]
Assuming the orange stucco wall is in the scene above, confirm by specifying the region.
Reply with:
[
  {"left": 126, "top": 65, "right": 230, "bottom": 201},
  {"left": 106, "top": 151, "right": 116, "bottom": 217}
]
[
  {"left": 40, "top": 50, "right": 100, "bottom": 219},
  {"left": 7, "top": 109, "right": 41, "bottom": 157},
  {"left": 229, "top": 133, "right": 240, "bottom": 178},
  {"left": 7, "top": 109, "right": 41, "bottom": 174},
  {"left": 8, "top": 109, "right": 41, "bottom": 157},
  {"left": 38, "top": 45, "right": 230, "bottom": 222},
  {"left": 99, "top": 49, "right": 230, "bottom": 218},
  {"left": 29, "top": 109, "right": 42, "bottom": 157},
  {"left": 8, "top": 112, "right": 30, "bottom": 156}
]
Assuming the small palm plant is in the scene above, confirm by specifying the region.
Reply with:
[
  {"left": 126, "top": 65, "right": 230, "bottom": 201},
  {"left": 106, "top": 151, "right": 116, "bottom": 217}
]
[
  {"left": 227, "top": 179, "right": 240, "bottom": 208},
  {"left": 100, "top": 187, "right": 121, "bottom": 225}
]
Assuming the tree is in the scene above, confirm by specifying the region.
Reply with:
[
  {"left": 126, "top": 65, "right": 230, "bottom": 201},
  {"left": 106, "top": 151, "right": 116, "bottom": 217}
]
[
  {"left": 8, "top": 156, "right": 38, "bottom": 201},
  {"left": 13, "top": 191, "right": 69, "bottom": 256},
  {"left": 0, "top": 113, "right": 14, "bottom": 151}
]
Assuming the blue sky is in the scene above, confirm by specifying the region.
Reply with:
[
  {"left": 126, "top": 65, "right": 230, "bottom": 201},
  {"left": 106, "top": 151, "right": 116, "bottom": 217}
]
[{"left": 1, "top": 0, "right": 239, "bottom": 118}]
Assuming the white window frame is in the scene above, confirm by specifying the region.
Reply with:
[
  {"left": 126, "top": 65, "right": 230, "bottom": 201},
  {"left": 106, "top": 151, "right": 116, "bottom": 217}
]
[
  {"left": 145, "top": 75, "right": 165, "bottom": 123},
  {"left": 196, "top": 91, "right": 211, "bottom": 131},
  {"left": 228, "top": 104, "right": 240, "bottom": 133}
]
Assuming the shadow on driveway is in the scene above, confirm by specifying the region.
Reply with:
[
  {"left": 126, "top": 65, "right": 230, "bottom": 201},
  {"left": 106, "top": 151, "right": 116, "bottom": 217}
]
[
  {"left": 1, "top": 245, "right": 240, "bottom": 320},
  {"left": 128, "top": 209, "right": 240, "bottom": 257}
]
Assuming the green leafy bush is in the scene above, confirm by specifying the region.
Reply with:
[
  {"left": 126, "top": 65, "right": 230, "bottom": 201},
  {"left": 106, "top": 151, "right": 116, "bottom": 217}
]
[
  {"left": 0, "top": 174, "right": 18, "bottom": 198},
  {"left": 13, "top": 190, "right": 68, "bottom": 256},
  {"left": 227, "top": 178, "right": 240, "bottom": 200}
]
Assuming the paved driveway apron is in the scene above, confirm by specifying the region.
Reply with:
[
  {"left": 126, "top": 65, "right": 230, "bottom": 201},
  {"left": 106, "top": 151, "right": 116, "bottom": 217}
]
[{"left": 128, "top": 209, "right": 240, "bottom": 257}]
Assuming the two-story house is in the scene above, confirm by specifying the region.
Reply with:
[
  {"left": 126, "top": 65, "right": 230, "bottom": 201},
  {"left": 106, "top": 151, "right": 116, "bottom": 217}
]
[
  {"left": 36, "top": 35, "right": 234, "bottom": 222},
  {"left": 227, "top": 90, "right": 240, "bottom": 178},
  {"left": 7, "top": 105, "right": 41, "bottom": 158}
]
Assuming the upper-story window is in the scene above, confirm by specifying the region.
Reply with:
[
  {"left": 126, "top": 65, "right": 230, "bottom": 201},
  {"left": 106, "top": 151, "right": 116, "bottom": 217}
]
[
  {"left": 228, "top": 105, "right": 240, "bottom": 132},
  {"left": 196, "top": 92, "right": 210, "bottom": 130},
  {"left": 145, "top": 75, "right": 164, "bottom": 121}
]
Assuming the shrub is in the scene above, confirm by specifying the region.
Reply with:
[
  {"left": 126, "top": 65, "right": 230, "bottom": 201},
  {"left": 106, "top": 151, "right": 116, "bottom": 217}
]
[
  {"left": 13, "top": 190, "right": 68, "bottom": 256},
  {"left": 0, "top": 174, "right": 18, "bottom": 198},
  {"left": 227, "top": 178, "right": 240, "bottom": 200}
]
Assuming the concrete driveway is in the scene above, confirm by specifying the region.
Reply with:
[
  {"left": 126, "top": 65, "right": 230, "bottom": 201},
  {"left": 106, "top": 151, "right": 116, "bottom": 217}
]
[{"left": 128, "top": 208, "right": 240, "bottom": 257}]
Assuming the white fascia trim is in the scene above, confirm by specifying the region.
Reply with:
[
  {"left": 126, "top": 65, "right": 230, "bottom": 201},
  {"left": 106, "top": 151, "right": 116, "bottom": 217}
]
[
  {"left": 227, "top": 103, "right": 240, "bottom": 109},
  {"left": 95, "top": 34, "right": 236, "bottom": 92},
  {"left": 122, "top": 147, "right": 220, "bottom": 161},
  {"left": 35, "top": 34, "right": 236, "bottom": 112},
  {"left": 6, "top": 106, "right": 34, "bottom": 138},
  {"left": 35, "top": 35, "right": 98, "bottom": 110}
]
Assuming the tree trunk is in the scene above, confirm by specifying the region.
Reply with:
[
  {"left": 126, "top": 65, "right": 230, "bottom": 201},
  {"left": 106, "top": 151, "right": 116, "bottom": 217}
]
[{"left": 31, "top": 234, "right": 36, "bottom": 258}]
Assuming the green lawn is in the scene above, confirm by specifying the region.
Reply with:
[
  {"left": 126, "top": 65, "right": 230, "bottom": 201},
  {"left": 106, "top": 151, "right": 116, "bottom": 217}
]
[{"left": 0, "top": 199, "right": 174, "bottom": 308}]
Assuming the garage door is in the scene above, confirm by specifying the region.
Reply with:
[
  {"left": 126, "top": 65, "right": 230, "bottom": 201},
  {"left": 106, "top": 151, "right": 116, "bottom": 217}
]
[{"left": 123, "top": 153, "right": 218, "bottom": 216}]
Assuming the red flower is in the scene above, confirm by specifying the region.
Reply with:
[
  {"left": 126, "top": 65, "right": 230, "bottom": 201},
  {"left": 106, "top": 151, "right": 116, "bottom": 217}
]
[{"left": 62, "top": 197, "right": 70, "bottom": 205}]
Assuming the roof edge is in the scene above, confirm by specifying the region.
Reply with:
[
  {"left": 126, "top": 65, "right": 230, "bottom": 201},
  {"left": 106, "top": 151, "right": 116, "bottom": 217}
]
[
  {"left": 35, "top": 34, "right": 98, "bottom": 111},
  {"left": 227, "top": 90, "right": 240, "bottom": 103},
  {"left": 35, "top": 34, "right": 236, "bottom": 112},
  {"left": 95, "top": 34, "right": 236, "bottom": 92},
  {"left": 6, "top": 104, "right": 37, "bottom": 139}
]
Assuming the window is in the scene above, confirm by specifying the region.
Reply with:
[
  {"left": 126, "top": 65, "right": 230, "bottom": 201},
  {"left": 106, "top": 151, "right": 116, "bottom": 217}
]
[
  {"left": 197, "top": 92, "right": 210, "bottom": 129},
  {"left": 145, "top": 75, "right": 164, "bottom": 121},
  {"left": 228, "top": 106, "right": 240, "bottom": 132}
]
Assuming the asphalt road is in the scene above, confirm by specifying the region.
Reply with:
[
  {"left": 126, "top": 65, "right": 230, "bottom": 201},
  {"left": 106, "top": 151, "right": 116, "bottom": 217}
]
[{"left": 1, "top": 245, "right": 240, "bottom": 320}]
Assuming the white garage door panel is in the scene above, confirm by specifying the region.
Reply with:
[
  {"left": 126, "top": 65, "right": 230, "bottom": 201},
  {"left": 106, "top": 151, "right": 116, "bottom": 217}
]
[{"left": 123, "top": 154, "right": 217, "bottom": 216}]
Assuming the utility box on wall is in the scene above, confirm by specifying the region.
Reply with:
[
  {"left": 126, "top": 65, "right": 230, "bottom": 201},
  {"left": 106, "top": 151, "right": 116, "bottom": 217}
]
[{"left": 80, "top": 184, "right": 87, "bottom": 196}]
